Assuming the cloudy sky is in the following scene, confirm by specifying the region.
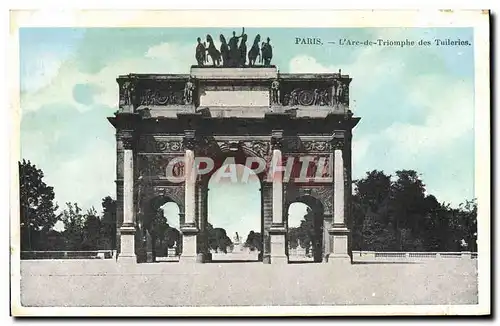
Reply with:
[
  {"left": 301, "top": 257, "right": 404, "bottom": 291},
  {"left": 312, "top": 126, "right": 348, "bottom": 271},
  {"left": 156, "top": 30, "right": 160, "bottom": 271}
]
[{"left": 19, "top": 27, "right": 475, "bottom": 237}]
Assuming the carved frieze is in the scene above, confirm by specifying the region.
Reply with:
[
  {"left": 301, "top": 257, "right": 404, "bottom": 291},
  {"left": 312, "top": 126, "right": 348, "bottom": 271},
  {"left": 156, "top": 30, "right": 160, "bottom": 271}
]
[
  {"left": 243, "top": 141, "right": 271, "bottom": 158},
  {"left": 138, "top": 136, "right": 184, "bottom": 153},
  {"left": 137, "top": 155, "right": 185, "bottom": 179},
  {"left": 139, "top": 87, "right": 185, "bottom": 106},
  {"left": 280, "top": 79, "right": 349, "bottom": 107},
  {"left": 284, "top": 138, "right": 332, "bottom": 153},
  {"left": 215, "top": 140, "right": 271, "bottom": 159},
  {"left": 303, "top": 141, "right": 331, "bottom": 152}
]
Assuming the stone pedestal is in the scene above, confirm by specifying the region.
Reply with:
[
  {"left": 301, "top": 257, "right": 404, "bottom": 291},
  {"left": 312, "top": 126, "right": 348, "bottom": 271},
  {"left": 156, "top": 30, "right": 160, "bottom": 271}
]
[
  {"left": 118, "top": 225, "right": 136, "bottom": 263},
  {"left": 180, "top": 225, "right": 199, "bottom": 263},
  {"left": 270, "top": 224, "right": 288, "bottom": 264},
  {"left": 328, "top": 226, "right": 351, "bottom": 263}
]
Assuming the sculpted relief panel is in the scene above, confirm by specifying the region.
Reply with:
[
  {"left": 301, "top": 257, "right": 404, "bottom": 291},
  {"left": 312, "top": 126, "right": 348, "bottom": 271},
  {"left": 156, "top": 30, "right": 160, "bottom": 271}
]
[{"left": 137, "top": 154, "right": 185, "bottom": 180}]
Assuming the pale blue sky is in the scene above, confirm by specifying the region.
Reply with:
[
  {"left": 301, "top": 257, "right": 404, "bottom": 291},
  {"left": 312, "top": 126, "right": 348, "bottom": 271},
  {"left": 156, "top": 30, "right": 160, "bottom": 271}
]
[{"left": 19, "top": 27, "right": 475, "bottom": 236}]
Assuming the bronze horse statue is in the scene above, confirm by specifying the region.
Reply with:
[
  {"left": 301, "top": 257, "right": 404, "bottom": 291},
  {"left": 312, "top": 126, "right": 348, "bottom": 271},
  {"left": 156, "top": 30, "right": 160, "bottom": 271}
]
[
  {"left": 248, "top": 34, "right": 261, "bottom": 66},
  {"left": 206, "top": 34, "right": 221, "bottom": 66}
]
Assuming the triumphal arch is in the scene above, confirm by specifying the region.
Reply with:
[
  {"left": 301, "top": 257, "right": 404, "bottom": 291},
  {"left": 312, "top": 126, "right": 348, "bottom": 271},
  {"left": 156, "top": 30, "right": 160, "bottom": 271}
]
[{"left": 108, "top": 32, "right": 360, "bottom": 264}]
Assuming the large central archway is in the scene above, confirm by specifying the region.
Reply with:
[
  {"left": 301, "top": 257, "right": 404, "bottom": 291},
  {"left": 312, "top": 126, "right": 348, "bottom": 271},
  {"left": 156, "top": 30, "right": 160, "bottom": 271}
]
[
  {"left": 207, "top": 162, "right": 262, "bottom": 262},
  {"left": 199, "top": 147, "right": 265, "bottom": 263}
]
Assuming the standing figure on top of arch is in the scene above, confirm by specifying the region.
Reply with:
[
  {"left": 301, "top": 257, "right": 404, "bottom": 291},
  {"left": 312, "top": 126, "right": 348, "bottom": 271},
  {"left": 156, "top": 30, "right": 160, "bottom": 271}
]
[
  {"left": 261, "top": 37, "right": 273, "bottom": 66},
  {"left": 238, "top": 33, "right": 248, "bottom": 67},
  {"left": 228, "top": 27, "right": 245, "bottom": 67},
  {"left": 336, "top": 81, "right": 346, "bottom": 104},
  {"left": 183, "top": 77, "right": 195, "bottom": 105},
  {"left": 270, "top": 79, "right": 280, "bottom": 105},
  {"left": 219, "top": 34, "right": 230, "bottom": 67},
  {"left": 195, "top": 37, "right": 206, "bottom": 66},
  {"left": 248, "top": 34, "right": 261, "bottom": 66},
  {"left": 206, "top": 34, "right": 221, "bottom": 66}
]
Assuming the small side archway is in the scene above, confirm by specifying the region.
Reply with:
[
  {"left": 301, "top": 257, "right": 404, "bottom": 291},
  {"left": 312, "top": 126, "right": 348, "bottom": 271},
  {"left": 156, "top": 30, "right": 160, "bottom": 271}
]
[
  {"left": 285, "top": 194, "right": 325, "bottom": 263},
  {"left": 139, "top": 193, "right": 184, "bottom": 262}
]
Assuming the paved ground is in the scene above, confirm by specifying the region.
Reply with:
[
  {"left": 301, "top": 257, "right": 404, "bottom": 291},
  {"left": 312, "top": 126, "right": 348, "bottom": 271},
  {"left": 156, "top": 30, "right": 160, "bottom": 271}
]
[{"left": 19, "top": 258, "right": 477, "bottom": 307}]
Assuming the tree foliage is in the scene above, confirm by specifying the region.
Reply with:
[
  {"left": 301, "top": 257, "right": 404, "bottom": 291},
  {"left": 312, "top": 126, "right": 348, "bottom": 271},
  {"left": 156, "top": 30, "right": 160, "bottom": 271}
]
[
  {"left": 207, "top": 223, "right": 233, "bottom": 253},
  {"left": 243, "top": 230, "right": 262, "bottom": 252},
  {"left": 19, "top": 160, "right": 478, "bottom": 254},
  {"left": 19, "top": 160, "right": 60, "bottom": 250},
  {"left": 352, "top": 170, "right": 478, "bottom": 252}
]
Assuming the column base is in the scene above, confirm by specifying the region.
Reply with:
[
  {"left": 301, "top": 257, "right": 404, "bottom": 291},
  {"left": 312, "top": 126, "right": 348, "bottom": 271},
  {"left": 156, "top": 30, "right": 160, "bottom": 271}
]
[
  {"left": 118, "top": 226, "right": 136, "bottom": 263},
  {"left": 327, "top": 254, "right": 351, "bottom": 264},
  {"left": 328, "top": 226, "right": 350, "bottom": 264},
  {"left": 117, "top": 254, "right": 137, "bottom": 264},
  {"left": 180, "top": 225, "right": 199, "bottom": 263},
  {"left": 270, "top": 226, "right": 288, "bottom": 265},
  {"left": 179, "top": 255, "right": 199, "bottom": 264},
  {"left": 270, "top": 255, "right": 289, "bottom": 264}
]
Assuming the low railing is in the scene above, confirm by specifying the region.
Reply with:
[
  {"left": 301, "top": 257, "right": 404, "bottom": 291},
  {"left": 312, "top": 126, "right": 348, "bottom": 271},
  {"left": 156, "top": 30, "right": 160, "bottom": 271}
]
[
  {"left": 21, "top": 250, "right": 116, "bottom": 260},
  {"left": 352, "top": 251, "right": 477, "bottom": 259}
]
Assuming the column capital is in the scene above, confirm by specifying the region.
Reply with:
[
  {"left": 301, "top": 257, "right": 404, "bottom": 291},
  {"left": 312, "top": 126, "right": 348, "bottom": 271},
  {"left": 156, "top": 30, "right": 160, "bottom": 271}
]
[
  {"left": 122, "top": 137, "right": 134, "bottom": 150},
  {"left": 118, "top": 130, "right": 135, "bottom": 150},
  {"left": 183, "top": 130, "right": 197, "bottom": 150},
  {"left": 332, "top": 130, "right": 345, "bottom": 150},
  {"left": 271, "top": 129, "right": 284, "bottom": 150}
]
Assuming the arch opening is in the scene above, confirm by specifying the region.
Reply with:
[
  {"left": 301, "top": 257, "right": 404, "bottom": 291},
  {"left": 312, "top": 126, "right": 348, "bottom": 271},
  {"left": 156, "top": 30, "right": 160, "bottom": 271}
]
[
  {"left": 287, "top": 196, "right": 325, "bottom": 263},
  {"left": 140, "top": 196, "right": 182, "bottom": 263},
  {"left": 206, "top": 161, "right": 262, "bottom": 263}
]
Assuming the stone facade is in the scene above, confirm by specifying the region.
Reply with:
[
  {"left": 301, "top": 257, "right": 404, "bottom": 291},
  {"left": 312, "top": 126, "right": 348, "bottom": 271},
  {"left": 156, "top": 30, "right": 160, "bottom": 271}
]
[{"left": 108, "top": 66, "right": 360, "bottom": 264}]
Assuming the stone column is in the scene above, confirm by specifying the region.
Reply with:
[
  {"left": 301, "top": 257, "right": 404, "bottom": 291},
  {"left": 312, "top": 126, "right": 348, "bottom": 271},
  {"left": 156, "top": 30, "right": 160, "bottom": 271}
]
[
  {"left": 180, "top": 130, "right": 199, "bottom": 263},
  {"left": 328, "top": 131, "right": 351, "bottom": 263},
  {"left": 269, "top": 130, "right": 288, "bottom": 264},
  {"left": 261, "top": 183, "right": 272, "bottom": 264},
  {"left": 197, "top": 183, "right": 210, "bottom": 263},
  {"left": 118, "top": 133, "right": 136, "bottom": 263}
]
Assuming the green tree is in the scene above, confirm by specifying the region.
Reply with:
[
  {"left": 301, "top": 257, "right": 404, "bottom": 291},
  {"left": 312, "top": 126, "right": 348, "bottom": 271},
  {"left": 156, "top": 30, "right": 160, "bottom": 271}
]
[
  {"left": 61, "top": 202, "right": 86, "bottom": 250},
  {"left": 81, "top": 207, "right": 100, "bottom": 250},
  {"left": 19, "top": 160, "right": 60, "bottom": 250},
  {"left": 390, "top": 170, "right": 427, "bottom": 250},
  {"left": 361, "top": 212, "right": 396, "bottom": 251},
  {"left": 244, "top": 230, "right": 262, "bottom": 252},
  {"left": 352, "top": 170, "right": 392, "bottom": 250},
  {"left": 100, "top": 196, "right": 117, "bottom": 250},
  {"left": 288, "top": 227, "right": 299, "bottom": 249},
  {"left": 207, "top": 223, "right": 233, "bottom": 253}
]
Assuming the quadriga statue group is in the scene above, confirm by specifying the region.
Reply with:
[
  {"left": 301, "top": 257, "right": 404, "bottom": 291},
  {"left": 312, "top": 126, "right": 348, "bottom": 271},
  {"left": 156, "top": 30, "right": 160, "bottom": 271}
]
[{"left": 195, "top": 28, "right": 273, "bottom": 67}]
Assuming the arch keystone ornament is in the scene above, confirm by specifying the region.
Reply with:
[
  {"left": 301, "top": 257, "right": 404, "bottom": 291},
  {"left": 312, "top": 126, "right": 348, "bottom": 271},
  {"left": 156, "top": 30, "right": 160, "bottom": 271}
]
[{"left": 108, "top": 41, "right": 360, "bottom": 264}]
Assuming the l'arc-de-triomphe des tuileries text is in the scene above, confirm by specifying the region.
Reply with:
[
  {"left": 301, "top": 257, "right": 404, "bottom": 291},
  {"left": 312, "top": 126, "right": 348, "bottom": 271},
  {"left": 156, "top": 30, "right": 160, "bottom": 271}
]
[{"left": 108, "top": 30, "right": 360, "bottom": 264}]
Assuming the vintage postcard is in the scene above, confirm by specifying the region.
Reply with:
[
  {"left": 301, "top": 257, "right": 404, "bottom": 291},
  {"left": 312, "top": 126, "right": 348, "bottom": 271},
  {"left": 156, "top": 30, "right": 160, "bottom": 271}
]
[{"left": 9, "top": 10, "right": 490, "bottom": 316}]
